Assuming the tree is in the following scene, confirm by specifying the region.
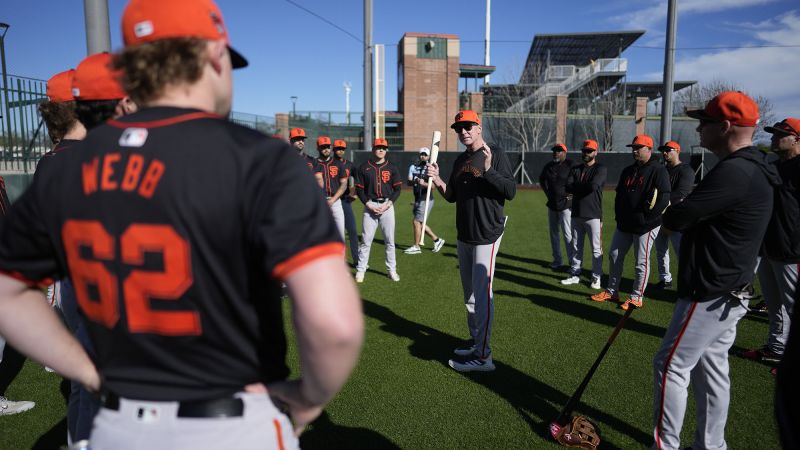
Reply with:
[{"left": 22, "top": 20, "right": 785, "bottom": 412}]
[
  {"left": 574, "top": 80, "right": 625, "bottom": 152},
  {"left": 675, "top": 79, "right": 775, "bottom": 143}
]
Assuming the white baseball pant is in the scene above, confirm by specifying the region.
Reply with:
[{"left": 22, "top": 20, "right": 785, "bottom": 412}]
[
  {"left": 607, "top": 227, "right": 659, "bottom": 298},
  {"left": 568, "top": 217, "right": 603, "bottom": 281},
  {"left": 655, "top": 230, "right": 682, "bottom": 283},
  {"left": 548, "top": 208, "right": 573, "bottom": 266},
  {"left": 329, "top": 198, "right": 345, "bottom": 240},
  {"left": 457, "top": 233, "right": 503, "bottom": 359},
  {"left": 756, "top": 258, "right": 797, "bottom": 355},
  {"left": 357, "top": 201, "right": 396, "bottom": 273}
]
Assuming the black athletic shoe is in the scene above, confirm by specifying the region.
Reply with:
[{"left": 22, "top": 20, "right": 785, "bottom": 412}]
[
  {"left": 655, "top": 280, "right": 672, "bottom": 290},
  {"left": 749, "top": 301, "right": 768, "bottom": 315}
]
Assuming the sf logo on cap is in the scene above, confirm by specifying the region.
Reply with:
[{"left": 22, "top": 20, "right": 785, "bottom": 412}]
[{"left": 456, "top": 112, "right": 464, "bottom": 121}]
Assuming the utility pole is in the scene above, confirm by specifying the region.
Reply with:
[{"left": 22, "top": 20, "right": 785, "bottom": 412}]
[
  {"left": 660, "top": 0, "right": 677, "bottom": 143},
  {"left": 344, "top": 82, "right": 352, "bottom": 125},
  {"left": 363, "top": 0, "right": 373, "bottom": 150},
  {"left": 83, "top": 0, "right": 112, "bottom": 54},
  {"left": 484, "top": 0, "right": 491, "bottom": 85}
]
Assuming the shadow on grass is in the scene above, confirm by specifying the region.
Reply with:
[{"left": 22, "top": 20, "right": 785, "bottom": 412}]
[
  {"left": 495, "top": 289, "right": 667, "bottom": 340},
  {"left": 301, "top": 411, "right": 401, "bottom": 450},
  {"left": 31, "top": 378, "right": 69, "bottom": 450},
  {"left": 362, "top": 298, "right": 652, "bottom": 448}
]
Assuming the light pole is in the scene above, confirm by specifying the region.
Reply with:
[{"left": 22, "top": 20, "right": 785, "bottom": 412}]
[
  {"left": 0, "top": 23, "right": 12, "bottom": 156},
  {"left": 290, "top": 96, "right": 298, "bottom": 118}
]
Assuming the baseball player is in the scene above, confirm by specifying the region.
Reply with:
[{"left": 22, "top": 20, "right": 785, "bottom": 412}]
[
  {"left": 289, "top": 127, "right": 316, "bottom": 171},
  {"left": 354, "top": 138, "right": 402, "bottom": 282},
  {"left": 0, "top": 1, "right": 363, "bottom": 449},
  {"left": 72, "top": 52, "right": 137, "bottom": 130},
  {"left": 333, "top": 139, "right": 360, "bottom": 266},
  {"left": 591, "top": 134, "right": 670, "bottom": 310},
  {"left": 314, "top": 136, "right": 348, "bottom": 239},
  {"left": 0, "top": 174, "right": 35, "bottom": 417},
  {"left": 561, "top": 139, "right": 607, "bottom": 289},
  {"left": 738, "top": 118, "right": 800, "bottom": 364},
  {"left": 539, "top": 143, "right": 575, "bottom": 270},
  {"left": 405, "top": 147, "right": 445, "bottom": 255},
  {"left": 652, "top": 91, "right": 779, "bottom": 450},
  {"left": 37, "top": 69, "right": 87, "bottom": 150},
  {"left": 427, "top": 110, "right": 516, "bottom": 372},
  {"left": 653, "top": 141, "right": 694, "bottom": 290}
]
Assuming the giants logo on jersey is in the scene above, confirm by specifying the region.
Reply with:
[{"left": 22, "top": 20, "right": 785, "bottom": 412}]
[
  {"left": 624, "top": 174, "right": 645, "bottom": 191},
  {"left": 381, "top": 170, "right": 391, "bottom": 183},
  {"left": 329, "top": 165, "right": 339, "bottom": 177}
]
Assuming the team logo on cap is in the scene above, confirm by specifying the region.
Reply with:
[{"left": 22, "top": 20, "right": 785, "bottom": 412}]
[
  {"left": 456, "top": 112, "right": 464, "bottom": 121},
  {"left": 134, "top": 21, "right": 154, "bottom": 38},
  {"left": 119, "top": 128, "right": 149, "bottom": 147},
  {"left": 71, "top": 87, "right": 80, "bottom": 97},
  {"left": 209, "top": 12, "right": 226, "bottom": 35}
]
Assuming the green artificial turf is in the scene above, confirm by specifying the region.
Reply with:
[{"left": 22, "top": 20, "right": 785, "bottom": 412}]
[{"left": 1, "top": 190, "right": 780, "bottom": 449}]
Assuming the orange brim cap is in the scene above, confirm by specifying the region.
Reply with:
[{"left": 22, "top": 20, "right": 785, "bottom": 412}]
[
  {"left": 122, "top": 0, "right": 248, "bottom": 69},
  {"left": 451, "top": 110, "right": 480, "bottom": 128},
  {"left": 72, "top": 52, "right": 127, "bottom": 101},
  {"left": 46, "top": 69, "right": 76, "bottom": 103}
]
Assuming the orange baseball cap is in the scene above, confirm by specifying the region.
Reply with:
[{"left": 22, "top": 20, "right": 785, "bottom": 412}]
[
  {"left": 551, "top": 143, "right": 567, "bottom": 152},
  {"left": 121, "top": 0, "right": 248, "bottom": 69},
  {"left": 46, "top": 69, "right": 76, "bottom": 103},
  {"left": 289, "top": 128, "right": 306, "bottom": 140},
  {"left": 764, "top": 118, "right": 800, "bottom": 138},
  {"left": 658, "top": 141, "right": 681, "bottom": 152},
  {"left": 317, "top": 136, "right": 331, "bottom": 147},
  {"left": 72, "top": 52, "right": 126, "bottom": 101},
  {"left": 450, "top": 110, "right": 481, "bottom": 129},
  {"left": 581, "top": 139, "right": 599, "bottom": 151},
  {"left": 686, "top": 91, "right": 759, "bottom": 127},
  {"left": 626, "top": 134, "right": 654, "bottom": 148},
  {"left": 333, "top": 139, "right": 347, "bottom": 149},
  {"left": 373, "top": 138, "right": 389, "bottom": 149}
]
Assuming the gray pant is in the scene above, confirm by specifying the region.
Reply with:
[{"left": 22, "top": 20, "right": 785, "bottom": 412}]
[
  {"left": 457, "top": 234, "right": 503, "bottom": 359},
  {"left": 607, "top": 227, "right": 659, "bottom": 298},
  {"left": 91, "top": 393, "right": 299, "bottom": 450},
  {"left": 357, "top": 202, "right": 396, "bottom": 273},
  {"left": 653, "top": 296, "right": 749, "bottom": 450},
  {"left": 756, "top": 258, "right": 797, "bottom": 354},
  {"left": 548, "top": 208, "right": 572, "bottom": 266},
  {"left": 330, "top": 198, "right": 345, "bottom": 240},
  {"left": 569, "top": 217, "right": 603, "bottom": 279},
  {"left": 655, "top": 230, "right": 682, "bottom": 283}
]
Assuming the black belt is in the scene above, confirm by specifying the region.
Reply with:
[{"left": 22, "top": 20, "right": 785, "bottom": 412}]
[
  {"left": 372, "top": 198, "right": 388, "bottom": 203},
  {"left": 102, "top": 393, "right": 244, "bottom": 418}
]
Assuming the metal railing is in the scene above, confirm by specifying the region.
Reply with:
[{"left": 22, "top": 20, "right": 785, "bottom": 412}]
[{"left": 0, "top": 75, "right": 49, "bottom": 172}]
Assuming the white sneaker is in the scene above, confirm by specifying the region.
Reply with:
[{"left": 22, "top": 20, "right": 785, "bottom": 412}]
[
  {"left": 590, "top": 278, "right": 602, "bottom": 290},
  {"left": 0, "top": 397, "right": 35, "bottom": 416},
  {"left": 561, "top": 275, "right": 580, "bottom": 285},
  {"left": 355, "top": 272, "right": 365, "bottom": 283},
  {"left": 388, "top": 271, "right": 400, "bottom": 282},
  {"left": 448, "top": 355, "right": 495, "bottom": 372},
  {"left": 432, "top": 239, "right": 446, "bottom": 253},
  {"left": 404, "top": 245, "right": 422, "bottom": 254}
]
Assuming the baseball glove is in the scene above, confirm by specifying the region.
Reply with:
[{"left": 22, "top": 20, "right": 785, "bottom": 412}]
[{"left": 552, "top": 415, "right": 601, "bottom": 449}]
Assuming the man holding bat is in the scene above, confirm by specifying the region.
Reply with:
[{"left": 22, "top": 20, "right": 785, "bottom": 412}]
[
  {"left": 591, "top": 134, "right": 670, "bottom": 310},
  {"left": 405, "top": 147, "right": 445, "bottom": 255},
  {"left": 427, "top": 110, "right": 516, "bottom": 372}
]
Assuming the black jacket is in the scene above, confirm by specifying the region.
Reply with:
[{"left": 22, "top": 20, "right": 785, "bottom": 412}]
[
  {"left": 664, "top": 146, "right": 781, "bottom": 301},
  {"left": 614, "top": 158, "right": 671, "bottom": 234},
  {"left": 539, "top": 158, "right": 574, "bottom": 211},
  {"left": 566, "top": 162, "right": 607, "bottom": 220},
  {"left": 763, "top": 155, "right": 800, "bottom": 262},
  {"left": 667, "top": 163, "right": 695, "bottom": 204},
  {"left": 442, "top": 144, "right": 516, "bottom": 245}
]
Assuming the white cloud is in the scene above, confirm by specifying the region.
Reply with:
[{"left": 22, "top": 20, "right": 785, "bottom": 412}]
[
  {"left": 610, "top": 0, "right": 779, "bottom": 29},
  {"left": 644, "top": 11, "right": 800, "bottom": 119}
]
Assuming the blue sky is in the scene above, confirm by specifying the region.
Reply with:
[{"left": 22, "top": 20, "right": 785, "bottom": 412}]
[{"left": 3, "top": 0, "right": 798, "bottom": 120}]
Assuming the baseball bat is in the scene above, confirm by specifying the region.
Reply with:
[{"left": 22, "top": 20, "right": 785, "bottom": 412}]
[
  {"left": 419, "top": 131, "right": 441, "bottom": 246},
  {"left": 550, "top": 306, "right": 635, "bottom": 434}
]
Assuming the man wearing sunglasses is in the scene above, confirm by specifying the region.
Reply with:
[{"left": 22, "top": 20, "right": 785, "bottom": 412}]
[
  {"left": 540, "top": 143, "right": 575, "bottom": 271},
  {"left": 737, "top": 118, "right": 800, "bottom": 367},
  {"left": 591, "top": 134, "right": 670, "bottom": 310},
  {"left": 427, "top": 110, "right": 516, "bottom": 372},
  {"left": 653, "top": 141, "right": 695, "bottom": 290},
  {"left": 562, "top": 139, "right": 607, "bottom": 289},
  {"left": 652, "top": 91, "right": 780, "bottom": 450}
]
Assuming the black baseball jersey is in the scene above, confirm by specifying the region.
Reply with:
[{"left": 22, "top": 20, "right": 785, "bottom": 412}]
[
  {"left": 336, "top": 157, "right": 356, "bottom": 203},
  {"left": 441, "top": 145, "right": 516, "bottom": 245},
  {"left": 300, "top": 153, "right": 316, "bottom": 172},
  {"left": 763, "top": 155, "right": 800, "bottom": 262},
  {"left": 539, "top": 158, "right": 574, "bottom": 211},
  {"left": 355, "top": 159, "right": 402, "bottom": 203},
  {"left": 0, "top": 106, "right": 343, "bottom": 401},
  {"left": 566, "top": 162, "right": 607, "bottom": 220},
  {"left": 667, "top": 163, "right": 695, "bottom": 204},
  {"left": 0, "top": 176, "right": 8, "bottom": 217},
  {"left": 614, "top": 158, "right": 671, "bottom": 234},
  {"left": 37, "top": 139, "right": 82, "bottom": 171},
  {"left": 315, "top": 157, "right": 348, "bottom": 198}
]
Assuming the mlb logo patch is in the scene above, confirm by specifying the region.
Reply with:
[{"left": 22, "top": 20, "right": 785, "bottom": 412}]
[
  {"left": 134, "top": 21, "right": 154, "bottom": 38},
  {"left": 119, "top": 128, "right": 149, "bottom": 147}
]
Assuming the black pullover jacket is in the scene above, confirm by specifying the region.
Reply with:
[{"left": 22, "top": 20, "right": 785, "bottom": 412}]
[
  {"left": 540, "top": 158, "right": 575, "bottom": 211},
  {"left": 566, "top": 162, "right": 607, "bottom": 220},
  {"left": 614, "top": 158, "right": 671, "bottom": 234}
]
